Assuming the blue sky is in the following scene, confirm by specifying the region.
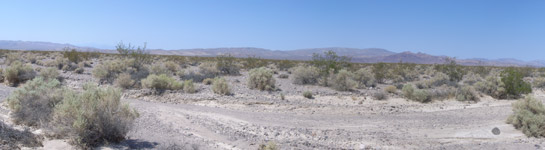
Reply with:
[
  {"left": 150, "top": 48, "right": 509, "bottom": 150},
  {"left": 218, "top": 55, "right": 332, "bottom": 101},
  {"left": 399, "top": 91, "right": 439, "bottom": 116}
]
[{"left": 1, "top": 0, "right": 544, "bottom": 61}]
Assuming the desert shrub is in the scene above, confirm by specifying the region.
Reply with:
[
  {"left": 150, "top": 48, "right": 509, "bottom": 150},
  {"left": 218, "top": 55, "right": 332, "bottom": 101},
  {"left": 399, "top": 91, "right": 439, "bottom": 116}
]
[
  {"left": 141, "top": 74, "right": 183, "bottom": 91},
  {"left": 419, "top": 72, "right": 451, "bottom": 89},
  {"left": 276, "top": 59, "right": 295, "bottom": 71},
  {"left": 40, "top": 67, "right": 60, "bottom": 81},
  {"left": 428, "top": 86, "right": 456, "bottom": 100},
  {"left": 311, "top": 50, "right": 351, "bottom": 75},
  {"left": 354, "top": 68, "right": 376, "bottom": 88},
  {"left": 63, "top": 48, "right": 86, "bottom": 64},
  {"left": 331, "top": 69, "right": 357, "bottom": 91},
  {"left": 183, "top": 80, "right": 196, "bottom": 93},
  {"left": 384, "top": 85, "right": 397, "bottom": 94},
  {"left": 280, "top": 93, "right": 285, "bottom": 100},
  {"left": 92, "top": 60, "right": 129, "bottom": 83},
  {"left": 278, "top": 74, "right": 289, "bottom": 79},
  {"left": 45, "top": 57, "right": 70, "bottom": 70},
  {"left": 258, "top": 141, "right": 278, "bottom": 150},
  {"left": 115, "top": 73, "right": 134, "bottom": 89},
  {"left": 463, "top": 72, "right": 482, "bottom": 85},
  {"left": 4, "top": 61, "right": 36, "bottom": 86},
  {"left": 244, "top": 55, "right": 267, "bottom": 69},
  {"left": 373, "top": 91, "right": 388, "bottom": 100},
  {"left": 435, "top": 57, "right": 465, "bottom": 82},
  {"left": 373, "top": 63, "right": 388, "bottom": 83},
  {"left": 202, "top": 78, "right": 214, "bottom": 85},
  {"left": 116, "top": 42, "right": 152, "bottom": 71},
  {"left": 212, "top": 77, "right": 231, "bottom": 95},
  {"left": 412, "top": 89, "right": 431, "bottom": 103},
  {"left": 291, "top": 65, "right": 320, "bottom": 85},
  {"left": 455, "top": 86, "right": 479, "bottom": 102},
  {"left": 501, "top": 68, "right": 532, "bottom": 98},
  {"left": 248, "top": 67, "right": 276, "bottom": 91},
  {"left": 51, "top": 84, "right": 138, "bottom": 149},
  {"left": 74, "top": 67, "right": 84, "bottom": 74},
  {"left": 6, "top": 77, "right": 62, "bottom": 127},
  {"left": 506, "top": 96, "right": 545, "bottom": 137},
  {"left": 475, "top": 76, "right": 507, "bottom": 99},
  {"left": 179, "top": 70, "right": 213, "bottom": 83},
  {"left": 533, "top": 77, "right": 545, "bottom": 89},
  {"left": 4, "top": 52, "right": 21, "bottom": 65},
  {"left": 303, "top": 91, "right": 313, "bottom": 99},
  {"left": 199, "top": 61, "right": 220, "bottom": 77},
  {"left": 149, "top": 63, "right": 172, "bottom": 75},
  {"left": 164, "top": 61, "right": 180, "bottom": 73},
  {"left": 0, "top": 121, "right": 42, "bottom": 149},
  {"left": 216, "top": 54, "right": 240, "bottom": 75},
  {"left": 402, "top": 84, "right": 415, "bottom": 99},
  {"left": 0, "top": 68, "right": 3, "bottom": 82}
]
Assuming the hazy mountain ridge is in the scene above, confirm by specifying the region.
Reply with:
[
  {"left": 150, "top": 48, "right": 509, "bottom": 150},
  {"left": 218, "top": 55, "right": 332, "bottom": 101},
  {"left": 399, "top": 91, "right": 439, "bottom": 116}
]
[{"left": 0, "top": 40, "right": 543, "bottom": 67}]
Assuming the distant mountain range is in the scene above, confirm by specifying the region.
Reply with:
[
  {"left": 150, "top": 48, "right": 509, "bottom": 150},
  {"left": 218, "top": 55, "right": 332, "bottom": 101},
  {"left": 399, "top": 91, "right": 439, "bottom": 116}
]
[{"left": 1, "top": 40, "right": 543, "bottom": 67}]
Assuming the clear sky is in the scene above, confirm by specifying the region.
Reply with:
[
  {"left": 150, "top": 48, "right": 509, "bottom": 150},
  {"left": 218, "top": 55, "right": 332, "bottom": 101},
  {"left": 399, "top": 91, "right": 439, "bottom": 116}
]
[{"left": 1, "top": 0, "right": 544, "bottom": 61}]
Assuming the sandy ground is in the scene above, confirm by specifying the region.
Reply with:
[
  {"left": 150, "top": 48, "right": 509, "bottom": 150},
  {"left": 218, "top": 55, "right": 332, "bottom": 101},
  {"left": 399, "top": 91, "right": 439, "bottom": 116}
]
[{"left": 1, "top": 61, "right": 545, "bottom": 149}]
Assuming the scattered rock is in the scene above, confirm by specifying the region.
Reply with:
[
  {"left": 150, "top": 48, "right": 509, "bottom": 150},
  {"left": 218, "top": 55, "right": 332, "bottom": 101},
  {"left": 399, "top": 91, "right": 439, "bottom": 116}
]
[{"left": 492, "top": 127, "right": 500, "bottom": 135}]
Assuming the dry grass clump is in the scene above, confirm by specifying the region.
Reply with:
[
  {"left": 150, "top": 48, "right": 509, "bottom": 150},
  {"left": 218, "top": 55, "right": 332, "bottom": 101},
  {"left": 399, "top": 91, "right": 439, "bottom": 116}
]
[
  {"left": 455, "top": 85, "right": 479, "bottom": 102},
  {"left": 115, "top": 73, "right": 135, "bottom": 89},
  {"left": 4, "top": 61, "right": 36, "bottom": 86},
  {"left": 373, "top": 91, "right": 388, "bottom": 100},
  {"left": 384, "top": 85, "right": 397, "bottom": 94},
  {"left": 141, "top": 74, "right": 183, "bottom": 91},
  {"left": 183, "top": 80, "right": 196, "bottom": 93},
  {"left": 51, "top": 84, "right": 138, "bottom": 149},
  {"left": 291, "top": 65, "right": 320, "bottom": 85},
  {"left": 248, "top": 67, "right": 276, "bottom": 91},
  {"left": 202, "top": 78, "right": 214, "bottom": 85},
  {"left": 40, "top": 67, "right": 60, "bottom": 81},
  {"left": 331, "top": 69, "right": 357, "bottom": 91},
  {"left": 6, "top": 77, "right": 62, "bottom": 127},
  {"left": 212, "top": 77, "right": 231, "bottom": 95},
  {"left": 507, "top": 96, "right": 545, "bottom": 137},
  {"left": 258, "top": 141, "right": 278, "bottom": 150},
  {"left": 303, "top": 91, "right": 313, "bottom": 99}
]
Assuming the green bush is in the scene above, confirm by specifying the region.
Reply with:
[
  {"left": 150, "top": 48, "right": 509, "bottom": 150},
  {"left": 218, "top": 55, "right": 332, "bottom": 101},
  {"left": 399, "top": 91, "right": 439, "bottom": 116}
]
[
  {"left": 501, "top": 68, "right": 532, "bottom": 98},
  {"left": 212, "top": 77, "right": 231, "bottom": 95},
  {"left": 475, "top": 76, "right": 506, "bottom": 99},
  {"left": 244, "top": 55, "right": 267, "bottom": 69},
  {"left": 116, "top": 42, "right": 152, "bottom": 71},
  {"left": 455, "top": 86, "right": 479, "bottom": 102},
  {"left": 402, "top": 84, "right": 415, "bottom": 99},
  {"left": 435, "top": 57, "right": 465, "bottom": 82},
  {"left": 4, "top": 61, "right": 36, "bottom": 86},
  {"left": 6, "top": 77, "right": 62, "bottom": 127},
  {"left": 216, "top": 54, "right": 240, "bottom": 75},
  {"left": 51, "top": 84, "right": 138, "bottom": 149},
  {"left": 303, "top": 91, "right": 313, "bottom": 99},
  {"left": 115, "top": 73, "right": 134, "bottom": 89},
  {"left": 412, "top": 89, "right": 431, "bottom": 103},
  {"left": 40, "top": 67, "right": 60, "bottom": 81},
  {"left": 291, "top": 65, "right": 320, "bottom": 85},
  {"left": 63, "top": 48, "right": 86, "bottom": 64},
  {"left": 248, "top": 67, "right": 276, "bottom": 91},
  {"left": 507, "top": 96, "right": 545, "bottom": 137},
  {"left": 310, "top": 50, "right": 351, "bottom": 75},
  {"left": 141, "top": 74, "right": 183, "bottom": 91},
  {"left": 354, "top": 68, "right": 376, "bottom": 88},
  {"left": 183, "top": 80, "right": 196, "bottom": 93},
  {"left": 372, "top": 63, "right": 388, "bottom": 83},
  {"left": 331, "top": 69, "right": 357, "bottom": 91}
]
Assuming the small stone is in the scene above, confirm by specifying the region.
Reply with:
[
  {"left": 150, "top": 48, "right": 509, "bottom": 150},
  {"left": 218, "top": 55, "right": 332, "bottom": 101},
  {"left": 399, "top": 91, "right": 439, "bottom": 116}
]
[{"left": 492, "top": 127, "right": 501, "bottom": 135}]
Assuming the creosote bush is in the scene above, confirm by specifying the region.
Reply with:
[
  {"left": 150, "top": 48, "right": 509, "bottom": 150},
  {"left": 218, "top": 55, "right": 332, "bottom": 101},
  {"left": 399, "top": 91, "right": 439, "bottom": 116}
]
[
  {"left": 141, "top": 74, "right": 183, "bottom": 91},
  {"left": 248, "top": 67, "right": 276, "bottom": 91},
  {"left": 40, "top": 67, "right": 60, "bottom": 81},
  {"left": 354, "top": 68, "right": 376, "bottom": 88},
  {"left": 331, "top": 69, "right": 357, "bottom": 91},
  {"left": 51, "top": 84, "right": 138, "bottom": 149},
  {"left": 6, "top": 77, "right": 62, "bottom": 127},
  {"left": 507, "top": 96, "right": 545, "bottom": 137},
  {"left": 475, "top": 76, "right": 506, "bottom": 99},
  {"left": 216, "top": 54, "right": 240, "bottom": 75},
  {"left": 183, "top": 80, "right": 196, "bottom": 93},
  {"left": 402, "top": 84, "right": 430, "bottom": 103},
  {"left": 4, "top": 61, "right": 36, "bottom": 86},
  {"left": 212, "top": 77, "right": 231, "bottom": 95},
  {"left": 501, "top": 68, "right": 532, "bottom": 98},
  {"left": 455, "top": 86, "right": 479, "bottom": 102},
  {"left": 115, "top": 73, "right": 135, "bottom": 89},
  {"left": 291, "top": 65, "right": 320, "bottom": 85}
]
